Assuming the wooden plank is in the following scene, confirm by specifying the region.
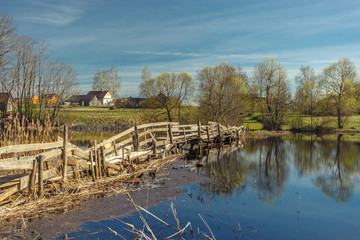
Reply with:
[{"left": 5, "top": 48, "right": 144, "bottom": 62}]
[
  {"left": 0, "top": 148, "right": 63, "bottom": 170},
  {"left": 105, "top": 161, "right": 122, "bottom": 171},
  {"left": 17, "top": 167, "right": 58, "bottom": 191},
  {"left": 172, "top": 129, "right": 198, "bottom": 134},
  {"left": 137, "top": 122, "right": 177, "bottom": 130},
  {"left": 151, "top": 127, "right": 168, "bottom": 132},
  {"left": 0, "top": 140, "right": 63, "bottom": 155},
  {"left": 172, "top": 124, "right": 196, "bottom": 129},
  {"left": 138, "top": 129, "right": 154, "bottom": 138},
  {"left": 129, "top": 149, "right": 152, "bottom": 160},
  {"left": 95, "top": 127, "right": 135, "bottom": 149},
  {"left": 0, "top": 180, "right": 20, "bottom": 189},
  {"left": 139, "top": 138, "right": 153, "bottom": 147},
  {"left": 149, "top": 132, "right": 157, "bottom": 143},
  {"left": 0, "top": 185, "right": 18, "bottom": 203},
  {"left": 73, "top": 148, "right": 90, "bottom": 161},
  {"left": 68, "top": 159, "right": 89, "bottom": 169}
]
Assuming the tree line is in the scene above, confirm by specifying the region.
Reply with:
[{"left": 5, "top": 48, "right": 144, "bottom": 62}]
[
  {"left": 0, "top": 13, "right": 78, "bottom": 121},
  {"left": 140, "top": 57, "right": 360, "bottom": 130}
]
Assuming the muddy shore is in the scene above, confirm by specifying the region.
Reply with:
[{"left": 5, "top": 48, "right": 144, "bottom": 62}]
[{"left": 1, "top": 158, "right": 209, "bottom": 239}]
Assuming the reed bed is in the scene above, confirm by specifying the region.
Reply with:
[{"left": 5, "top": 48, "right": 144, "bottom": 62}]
[
  {"left": 0, "top": 114, "right": 58, "bottom": 147},
  {"left": 0, "top": 154, "right": 181, "bottom": 227}
]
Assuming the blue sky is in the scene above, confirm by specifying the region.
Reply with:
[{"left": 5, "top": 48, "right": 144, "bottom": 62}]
[{"left": 2, "top": 0, "right": 360, "bottom": 97}]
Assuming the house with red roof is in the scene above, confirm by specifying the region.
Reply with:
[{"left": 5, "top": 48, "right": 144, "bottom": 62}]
[{"left": 86, "top": 91, "right": 113, "bottom": 105}]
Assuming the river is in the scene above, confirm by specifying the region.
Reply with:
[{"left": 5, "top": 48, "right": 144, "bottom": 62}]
[{"left": 61, "top": 134, "right": 360, "bottom": 239}]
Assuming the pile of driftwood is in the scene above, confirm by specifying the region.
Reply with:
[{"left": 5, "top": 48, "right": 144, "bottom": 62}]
[{"left": 0, "top": 121, "right": 245, "bottom": 219}]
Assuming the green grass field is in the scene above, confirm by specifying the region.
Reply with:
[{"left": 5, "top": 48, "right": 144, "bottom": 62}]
[
  {"left": 57, "top": 107, "right": 156, "bottom": 125},
  {"left": 242, "top": 113, "right": 360, "bottom": 132},
  {"left": 57, "top": 106, "right": 360, "bottom": 132}
]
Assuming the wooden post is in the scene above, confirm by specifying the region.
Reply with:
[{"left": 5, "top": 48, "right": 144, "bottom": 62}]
[
  {"left": 113, "top": 141, "right": 119, "bottom": 156},
  {"left": 183, "top": 127, "right": 186, "bottom": 142},
  {"left": 38, "top": 155, "right": 44, "bottom": 197},
  {"left": 90, "top": 151, "right": 96, "bottom": 181},
  {"left": 206, "top": 126, "right": 210, "bottom": 141},
  {"left": 97, "top": 149, "right": 102, "bottom": 178},
  {"left": 28, "top": 158, "right": 38, "bottom": 195},
  {"left": 217, "top": 122, "right": 221, "bottom": 139},
  {"left": 72, "top": 151, "right": 80, "bottom": 180},
  {"left": 197, "top": 119, "right": 201, "bottom": 138},
  {"left": 93, "top": 140, "right": 99, "bottom": 179},
  {"left": 101, "top": 147, "right": 107, "bottom": 177},
  {"left": 62, "top": 124, "right": 68, "bottom": 180},
  {"left": 134, "top": 124, "right": 139, "bottom": 151},
  {"left": 122, "top": 147, "right": 125, "bottom": 162},
  {"left": 168, "top": 124, "right": 173, "bottom": 144},
  {"left": 152, "top": 140, "right": 157, "bottom": 156}
]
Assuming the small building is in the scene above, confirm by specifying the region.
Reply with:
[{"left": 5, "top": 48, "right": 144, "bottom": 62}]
[
  {"left": 32, "top": 94, "right": 60, "bottom": 105},
  {"left": 66, "top": 94, "right": 101, "bottom": 106},
  {"left": 115, "top": 97, "right": 147, "bottom": 108},
  {"left": 87, "top": 91, "right": 113, "bottom": 105},
  {"left": 0, "top": 93, "right": 14, "bottom": 116},
  {"left": 43, "top": 94, "right": 60, "bottom": 105}
]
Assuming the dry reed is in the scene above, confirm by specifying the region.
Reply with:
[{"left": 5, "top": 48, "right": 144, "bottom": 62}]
[
  {"left": 116, "top": 194, "right": 216, "bottom": 240},
  {"left": 0, "top": 114, "right": 58, "bottom": 147},
  {"left": 0, "top": 154, "right": 181, "bottom": 227}
]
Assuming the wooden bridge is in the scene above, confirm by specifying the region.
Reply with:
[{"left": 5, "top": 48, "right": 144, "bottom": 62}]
[{"left": 0, "top": 121, "right": 245, "bottom": 205}]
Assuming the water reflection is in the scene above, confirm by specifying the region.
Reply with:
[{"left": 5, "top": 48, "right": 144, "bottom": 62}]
[{"left": 196, "top": 134, "right": 360, "bottom": 205}]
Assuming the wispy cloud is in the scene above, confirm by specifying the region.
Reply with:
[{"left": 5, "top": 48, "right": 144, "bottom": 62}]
[{"left": 17, "top": 0, "right": 86, "bottom": 26}]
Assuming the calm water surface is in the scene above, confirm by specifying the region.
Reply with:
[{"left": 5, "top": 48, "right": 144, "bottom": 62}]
[{"left": 63, "top": 134, "right": 360, "bottom": 239}]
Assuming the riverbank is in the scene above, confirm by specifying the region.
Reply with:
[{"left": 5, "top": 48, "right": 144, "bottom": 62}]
[{"left": 0, "top": 157, "right": 209, "bottom": 239}]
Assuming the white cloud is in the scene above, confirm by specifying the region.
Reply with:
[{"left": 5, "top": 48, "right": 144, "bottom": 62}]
[{"left": 17, "top": 0, "right": 87, "bottom": 26}]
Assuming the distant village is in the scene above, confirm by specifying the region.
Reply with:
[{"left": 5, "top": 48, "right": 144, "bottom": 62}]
[{"left": 0, "top": 90, "right": 147, "bottom": 116}]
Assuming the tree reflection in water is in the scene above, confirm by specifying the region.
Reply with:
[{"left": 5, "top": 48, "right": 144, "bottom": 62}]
[
  {"left": 312, "top": 135, "right": 360, "bottom": 204},
  {"left": 195, "top": 134, "right": 360, "bottom": 205}
]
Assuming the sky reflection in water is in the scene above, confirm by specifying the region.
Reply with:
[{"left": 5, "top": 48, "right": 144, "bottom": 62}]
[{"left": 64, "top": 134, "right": 360, "bottom": 239}]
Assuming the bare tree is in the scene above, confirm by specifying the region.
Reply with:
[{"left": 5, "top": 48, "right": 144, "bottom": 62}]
[
  {"left": 141, "top": 67, "right": 151, "bottom": 81},
  {"left": 45, "top": 61, "right": 78, "bottom": 120},
  {"left": 92, "top": 66, "right": 121, "bottom": 98},
  {"left": 320, "top": 58, "right": 359, "bottom": 129},
  {"left": 251, "top": 57, "right": 290, "bottom": 130},
  {"left": 140, "top": 72, "right": 194, "bottom": 122},
  {"left": 0, "top": 13, "right": 17, "bottom": 77},
  {"left": 197, "top": 63, "right": 248, "bottom": 125},
  {"left": 294, "top": 66, "right": 319, "bottom": 128}
]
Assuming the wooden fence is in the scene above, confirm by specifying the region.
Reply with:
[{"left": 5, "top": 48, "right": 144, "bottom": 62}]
[{"left": 0, "top": 121, "right": 245, "bottom": 205}]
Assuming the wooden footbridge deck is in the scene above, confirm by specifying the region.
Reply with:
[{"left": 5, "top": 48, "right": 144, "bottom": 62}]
[{"left": 0, "top": 121, "right": 245, "bottom": 205}]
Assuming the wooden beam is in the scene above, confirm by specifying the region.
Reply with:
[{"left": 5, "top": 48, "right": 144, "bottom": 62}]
[
  {"left": 0, "top": 148, "right": 63, "bottom": 170},
  {"left": 0, "top": 185, "right": 18, "bottom": 203},
  {"left": 0, "top": 140, "right": 62, "bottom": 155}
]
